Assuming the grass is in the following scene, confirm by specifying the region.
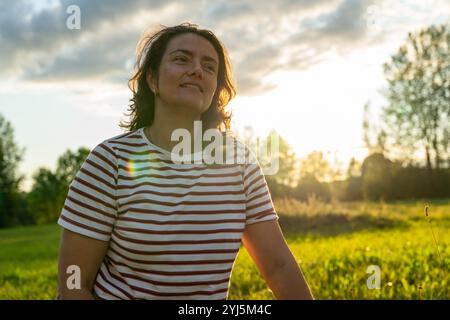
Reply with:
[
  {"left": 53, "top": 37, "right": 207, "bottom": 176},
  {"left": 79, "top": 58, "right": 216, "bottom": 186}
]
[
  {"left": 0, "top": 224, "right": 60, "bottom": 299},
  {"left": 0, "top": 198, "right": 449, "bottom": 299}
]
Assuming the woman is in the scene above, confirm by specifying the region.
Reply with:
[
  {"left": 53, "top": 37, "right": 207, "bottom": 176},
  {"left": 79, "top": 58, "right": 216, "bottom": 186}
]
[{"left": 57, "top": 23, "right": 313, "bottom": 300}]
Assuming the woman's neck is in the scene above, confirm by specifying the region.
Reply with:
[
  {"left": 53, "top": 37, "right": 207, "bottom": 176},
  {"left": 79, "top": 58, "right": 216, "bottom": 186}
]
[{"left": 145, "top": 104, "right": 203, "bottom": 154}]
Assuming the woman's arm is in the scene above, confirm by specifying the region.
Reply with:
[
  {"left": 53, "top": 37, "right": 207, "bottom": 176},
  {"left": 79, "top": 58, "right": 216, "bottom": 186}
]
[
  {"left": 242, "top": 220, "right": 314, "bottom": 300},
  {"left": 57, "top": 229, "right": 110, "bottom": 300}
]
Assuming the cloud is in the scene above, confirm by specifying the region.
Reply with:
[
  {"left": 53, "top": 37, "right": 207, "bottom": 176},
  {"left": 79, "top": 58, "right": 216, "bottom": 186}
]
[
  {"left": 0, "top": 0, "right": 427, "bottom": 96},
  {"left": 0, "top": 0, "right": 168, "bottom": 77},
  {"left": 22, "top": 27, "right": 138, "bottom": 82}
]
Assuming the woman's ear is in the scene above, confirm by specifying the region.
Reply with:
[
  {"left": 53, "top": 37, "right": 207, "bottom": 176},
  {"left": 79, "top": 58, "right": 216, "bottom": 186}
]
[{"left": 146, "top": 71, "right": 158, "bottom": 95}]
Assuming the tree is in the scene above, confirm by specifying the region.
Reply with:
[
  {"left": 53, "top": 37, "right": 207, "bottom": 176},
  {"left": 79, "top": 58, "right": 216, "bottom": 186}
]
[
  {"left": 294, "top": 173, "right": 331, "bottom": 202},
  {"left": 382, "top": 24, "right": 450, "bottom": 171},
  {"left": 346, "top": 157, "right": 361, "bottom": 179},
  {"left": 55, "top": 147, "right": 90, "bottom": 192},
  {"left": 363, "top": 102, "right": 388, "bottom": 155},
  {"left": 338, "top": 157, "right": 363, "bottom": 201},
  {"left": 27, "top": 147, "right": 90, "bottom": 224},
  {"left": 298, "top": 151, "right": 335, "bottom": 182},
  {"left": 237, "top": 128, "right": 298, "bottom": 198},
  {"left": 261, "top": 130, "right": 297, "bottom": 187},
  {"left": 0, "top": 114, "right": 25, "bottom": 227},
  {"left": 290, "top": 151, "right": 336, "bottom": 202},
  {"left": 27, "top": 168, "right": 66, "bottom": 224},
  {"left": 361, "top": 153, "right": 394, "bottom": 201}
]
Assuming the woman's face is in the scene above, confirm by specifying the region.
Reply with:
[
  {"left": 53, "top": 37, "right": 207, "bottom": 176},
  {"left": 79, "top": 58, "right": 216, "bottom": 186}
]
[{"left": 148, "top": 33, "right": 219, "bottom": 115}]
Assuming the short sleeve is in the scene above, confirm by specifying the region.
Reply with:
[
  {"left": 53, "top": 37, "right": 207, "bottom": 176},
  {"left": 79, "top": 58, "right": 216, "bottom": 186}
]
[
  {"left": 57, "top": 141, "right": 118, "bottom": 241},
  {"left": 241, "top": 145, "right": 279, "bottom": 226}
]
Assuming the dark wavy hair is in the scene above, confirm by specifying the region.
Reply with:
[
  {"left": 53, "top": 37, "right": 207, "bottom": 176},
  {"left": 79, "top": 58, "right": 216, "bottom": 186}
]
[{"left": 120, "top": 22, "right": 236, "bottom": 133}]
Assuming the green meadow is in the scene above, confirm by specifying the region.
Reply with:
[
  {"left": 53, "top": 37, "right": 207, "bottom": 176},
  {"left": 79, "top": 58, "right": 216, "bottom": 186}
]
[{"left": 0, "top": 199, "right": 449, "bottom": 299}]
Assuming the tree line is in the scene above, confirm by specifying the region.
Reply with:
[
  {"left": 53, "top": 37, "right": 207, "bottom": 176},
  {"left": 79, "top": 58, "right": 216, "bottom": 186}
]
[
  {"left": 255, "top": 24, "right": 450, "bottom": 203},
  {"left": 0, "top": 117, "right": 90, "bottom": 227}
]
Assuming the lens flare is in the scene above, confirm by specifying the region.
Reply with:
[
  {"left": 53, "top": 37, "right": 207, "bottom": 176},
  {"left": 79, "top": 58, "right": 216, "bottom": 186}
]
[{"left": 127, "top": 159, "right": 138, "bottom": 176}]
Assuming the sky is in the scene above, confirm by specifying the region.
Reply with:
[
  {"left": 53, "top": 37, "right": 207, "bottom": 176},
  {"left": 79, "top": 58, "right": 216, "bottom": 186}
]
[{"left": 0, "top": 0, "right": 449, "bottom": 191}]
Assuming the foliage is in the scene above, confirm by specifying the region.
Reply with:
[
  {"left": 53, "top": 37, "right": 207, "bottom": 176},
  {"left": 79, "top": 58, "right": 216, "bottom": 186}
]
[
  {"left": 260, "top": 130, "right": 298, "bottom": 193},
  {"left": 27, "top": 147, "right": 90, "bottom": 225},
  {"left": 0, "top": 114, "right": 25, "bottom": 227},
  {"left": 382, "top": 24, "right": 450, "bottom": 170},
  {"left": 26, "top": 169, "right": 66, "bottom": 225}
]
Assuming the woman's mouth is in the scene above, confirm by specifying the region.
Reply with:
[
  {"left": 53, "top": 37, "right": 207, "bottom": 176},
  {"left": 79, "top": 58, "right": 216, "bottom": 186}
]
[{"left": 180, "top": 83, "right": 203, "bottom": 92}]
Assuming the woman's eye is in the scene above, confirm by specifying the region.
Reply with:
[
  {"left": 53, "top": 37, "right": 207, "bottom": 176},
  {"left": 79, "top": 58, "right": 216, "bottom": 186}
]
[
  {"left": 175, "top": 56, "right": 188, "bottom": 62},
  {"left": 204, "top": 65, "right": 216, "bottom": 73}
]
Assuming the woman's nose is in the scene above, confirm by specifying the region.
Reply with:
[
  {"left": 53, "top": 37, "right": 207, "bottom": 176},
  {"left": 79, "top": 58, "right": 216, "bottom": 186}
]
[{"left": 189, "top": 60, "right": 203, "bottom": 79}]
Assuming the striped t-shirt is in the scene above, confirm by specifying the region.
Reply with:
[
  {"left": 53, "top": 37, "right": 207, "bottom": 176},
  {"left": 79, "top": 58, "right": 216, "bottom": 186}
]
[{"left": 57, "top": 127, "right": 278, "bottom": 300}]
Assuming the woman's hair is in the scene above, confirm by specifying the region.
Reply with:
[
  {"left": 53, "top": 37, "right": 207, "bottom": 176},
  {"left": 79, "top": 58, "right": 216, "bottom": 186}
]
[{"left": 120, "top": 22, "right": 236, "bottom": 132}]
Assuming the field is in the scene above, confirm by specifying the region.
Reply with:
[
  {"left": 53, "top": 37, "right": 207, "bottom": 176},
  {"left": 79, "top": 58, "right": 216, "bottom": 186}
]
[{"left": 0, "top": 198, "right": 449, "bottom": 300}]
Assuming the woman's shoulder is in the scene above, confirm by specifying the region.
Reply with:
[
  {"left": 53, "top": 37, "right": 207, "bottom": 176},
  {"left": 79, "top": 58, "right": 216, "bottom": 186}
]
[
  {"left": 89, "top": 129, "right": 142, "bottom": 159},
  {"left": 104, "top": 129, "right": 142, "bottom": 145}
]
